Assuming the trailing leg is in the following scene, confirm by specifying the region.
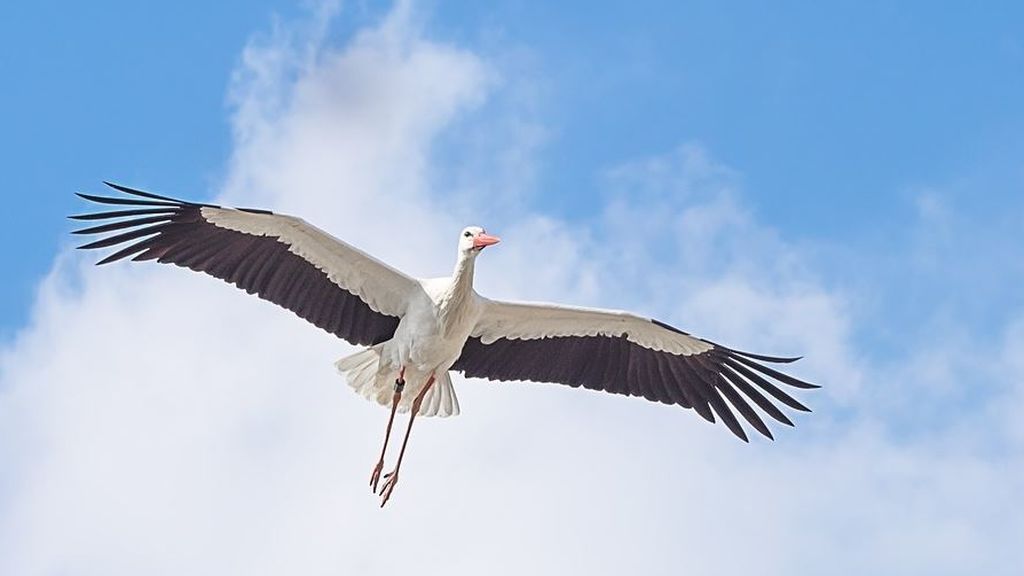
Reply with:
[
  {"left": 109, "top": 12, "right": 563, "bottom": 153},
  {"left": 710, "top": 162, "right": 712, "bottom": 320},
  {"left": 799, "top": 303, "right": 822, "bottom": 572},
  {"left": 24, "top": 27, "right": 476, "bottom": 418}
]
[
  {"left": 378, "top": 374, "right": 436, "bottom": 507},
  {"left": 369, "top": 367, "right": 405, "bottom": 492}
]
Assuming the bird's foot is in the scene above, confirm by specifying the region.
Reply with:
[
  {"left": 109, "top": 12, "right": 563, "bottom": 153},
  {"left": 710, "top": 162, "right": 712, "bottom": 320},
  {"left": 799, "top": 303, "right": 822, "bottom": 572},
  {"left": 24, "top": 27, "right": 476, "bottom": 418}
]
[
  {"left": 369, "top": 460, "right": 385, "bottom": 493},
  {"left": 378, "top": 470, "right": 399, "bottom": 507}
]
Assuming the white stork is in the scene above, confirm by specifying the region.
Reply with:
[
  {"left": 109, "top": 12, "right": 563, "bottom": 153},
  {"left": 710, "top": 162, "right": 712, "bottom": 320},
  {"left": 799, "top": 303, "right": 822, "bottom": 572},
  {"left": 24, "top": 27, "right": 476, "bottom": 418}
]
[{"left": 73, "top": 183, "right": 818, "bottom": 507}]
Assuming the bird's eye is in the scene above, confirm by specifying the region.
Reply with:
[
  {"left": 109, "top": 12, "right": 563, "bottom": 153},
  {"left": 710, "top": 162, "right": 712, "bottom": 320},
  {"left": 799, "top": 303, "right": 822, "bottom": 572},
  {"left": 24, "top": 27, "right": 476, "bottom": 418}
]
[{"left": 464, "top": 231, "right": 472, "bottom": 237}]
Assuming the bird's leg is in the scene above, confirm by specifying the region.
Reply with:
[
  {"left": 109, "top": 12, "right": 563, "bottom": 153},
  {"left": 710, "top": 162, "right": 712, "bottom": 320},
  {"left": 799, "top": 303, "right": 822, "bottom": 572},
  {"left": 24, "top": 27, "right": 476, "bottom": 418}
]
[
  {"left": 378, "top": 374, "right": 436, "bottom": 508},
  {"left": 370, "top": 367, "right": 406, "bottom": 493}
]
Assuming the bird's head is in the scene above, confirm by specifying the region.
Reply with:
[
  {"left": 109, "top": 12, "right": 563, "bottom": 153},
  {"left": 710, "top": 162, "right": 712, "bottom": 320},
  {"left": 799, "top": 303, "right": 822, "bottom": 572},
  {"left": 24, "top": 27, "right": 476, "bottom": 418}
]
[{"left": 459, "top": 226, "right": 500, "bottom": 256}]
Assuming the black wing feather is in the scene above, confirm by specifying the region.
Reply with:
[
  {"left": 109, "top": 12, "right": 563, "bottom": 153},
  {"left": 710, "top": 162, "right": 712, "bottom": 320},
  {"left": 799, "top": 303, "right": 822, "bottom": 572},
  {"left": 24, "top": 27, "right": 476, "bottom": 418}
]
[
  {"left": 453, "top": 319, "right": 818, "bottom": 441},
  {"left": 72, "top": 183, "right": 400, "bottom": 347}
]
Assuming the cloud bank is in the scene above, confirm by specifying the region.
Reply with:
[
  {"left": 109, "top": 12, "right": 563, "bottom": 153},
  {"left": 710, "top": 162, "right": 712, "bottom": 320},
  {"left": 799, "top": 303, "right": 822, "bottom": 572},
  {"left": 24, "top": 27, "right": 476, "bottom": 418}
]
[{"left": 1, "top": 3, "right": 1020, "bottom": 574}]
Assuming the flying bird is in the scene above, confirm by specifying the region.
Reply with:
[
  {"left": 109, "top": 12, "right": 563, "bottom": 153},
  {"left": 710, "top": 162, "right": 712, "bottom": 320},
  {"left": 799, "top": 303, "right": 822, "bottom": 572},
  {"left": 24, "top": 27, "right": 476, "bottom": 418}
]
[{"left": 72, "top": 183, "right": 818, "bottom": 507}]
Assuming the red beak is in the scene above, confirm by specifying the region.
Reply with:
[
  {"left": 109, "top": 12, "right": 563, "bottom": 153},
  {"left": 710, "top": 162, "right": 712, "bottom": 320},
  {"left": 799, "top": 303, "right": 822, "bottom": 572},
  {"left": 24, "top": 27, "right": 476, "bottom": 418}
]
[{"left": 473, "top": 232, "right": 501, "bottom": 249}]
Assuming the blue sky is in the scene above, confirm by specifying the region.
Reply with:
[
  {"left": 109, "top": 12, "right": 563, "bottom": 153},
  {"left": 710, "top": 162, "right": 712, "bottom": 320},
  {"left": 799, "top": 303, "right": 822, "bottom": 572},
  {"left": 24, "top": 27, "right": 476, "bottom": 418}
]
[
  {"left": 2, "top": 1, "right": 1023, "bottom": 573},
  {"left": 4, "top": 1, "right": 1022, "bottom": 340}
]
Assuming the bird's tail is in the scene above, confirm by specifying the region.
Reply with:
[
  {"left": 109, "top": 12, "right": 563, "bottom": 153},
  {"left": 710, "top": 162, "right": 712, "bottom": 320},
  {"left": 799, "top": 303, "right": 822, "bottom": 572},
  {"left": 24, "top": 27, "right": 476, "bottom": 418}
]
[
  {"left": 335, "top": 346, "right": 385, "bottom": 401},
  {"left": 335, "top": 347, "right": 460, "bottom": 418}
]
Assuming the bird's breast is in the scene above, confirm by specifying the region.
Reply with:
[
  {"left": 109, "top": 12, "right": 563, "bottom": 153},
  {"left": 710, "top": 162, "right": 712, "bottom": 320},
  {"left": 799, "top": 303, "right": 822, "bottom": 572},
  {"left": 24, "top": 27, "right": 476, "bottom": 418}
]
[{"left": 390, "top": 295, "right": 479, "bottom": 372}]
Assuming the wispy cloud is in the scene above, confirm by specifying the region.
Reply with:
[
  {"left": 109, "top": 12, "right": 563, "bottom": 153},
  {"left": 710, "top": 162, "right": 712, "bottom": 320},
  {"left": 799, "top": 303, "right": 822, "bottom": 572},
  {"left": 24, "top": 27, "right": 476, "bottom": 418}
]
[{"left": 0, "top": 3, "right": 1021, "bottom": 575}]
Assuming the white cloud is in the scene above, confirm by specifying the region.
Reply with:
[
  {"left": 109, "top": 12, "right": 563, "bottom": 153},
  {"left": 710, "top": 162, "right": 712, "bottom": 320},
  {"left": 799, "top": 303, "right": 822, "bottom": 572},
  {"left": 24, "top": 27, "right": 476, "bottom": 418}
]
[{"left": 1, "top": 3, "right": 1022, "bottom": 575}]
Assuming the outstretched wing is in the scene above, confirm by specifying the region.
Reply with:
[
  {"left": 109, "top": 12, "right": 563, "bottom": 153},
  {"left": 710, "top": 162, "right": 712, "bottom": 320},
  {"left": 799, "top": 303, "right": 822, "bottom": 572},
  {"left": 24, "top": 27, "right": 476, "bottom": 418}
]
[
  {"left": 453, "top": 298, "right": 819, "bottom": 441},
  {"left": 72, "top": 182, "right": 420, "bottom": 346}
]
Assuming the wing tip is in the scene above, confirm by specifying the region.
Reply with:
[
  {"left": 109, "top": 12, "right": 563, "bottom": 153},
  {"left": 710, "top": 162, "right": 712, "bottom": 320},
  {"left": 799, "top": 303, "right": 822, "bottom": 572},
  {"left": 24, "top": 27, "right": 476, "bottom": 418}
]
[
  {"left": 723, "top": 350, "right": 820, "bottom": 390},
  {"left": 719, "top": 345, "right": 803, "bottom": 364},
  {"left": 79, "top": 181, "right": 218, "bottom": 209},
  {"left": 102, "top": 180, "right": 145, "bottom": 196}
]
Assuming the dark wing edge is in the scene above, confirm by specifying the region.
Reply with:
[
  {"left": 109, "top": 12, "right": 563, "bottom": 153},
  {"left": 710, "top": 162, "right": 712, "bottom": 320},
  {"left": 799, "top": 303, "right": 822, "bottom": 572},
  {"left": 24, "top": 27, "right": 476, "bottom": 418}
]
[
  {"left": 71, "top": 182, "right": 399, "bottom": 346},
  {"left": 452, "top": 320, "right": 819, "bottom": 442}
]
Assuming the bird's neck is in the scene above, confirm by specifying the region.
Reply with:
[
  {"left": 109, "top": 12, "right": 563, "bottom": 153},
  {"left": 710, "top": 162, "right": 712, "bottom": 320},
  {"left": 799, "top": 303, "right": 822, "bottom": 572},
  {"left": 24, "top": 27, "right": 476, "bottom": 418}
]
[
  {"left": 451, "top": 251, "right": 477, "bottom": 292},
  {"left": 438, "top": 252, "right": 477, "bottom": 334}
]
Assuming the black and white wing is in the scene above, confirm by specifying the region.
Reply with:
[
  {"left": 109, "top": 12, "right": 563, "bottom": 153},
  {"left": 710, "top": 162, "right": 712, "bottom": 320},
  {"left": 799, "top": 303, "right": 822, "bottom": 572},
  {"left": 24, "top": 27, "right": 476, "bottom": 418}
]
[
  {"left": 71, "top": 182, "right": 420, "bottom": 346},
  {"left": 453, "top": 298, "right": 819, "bottom": 441}
]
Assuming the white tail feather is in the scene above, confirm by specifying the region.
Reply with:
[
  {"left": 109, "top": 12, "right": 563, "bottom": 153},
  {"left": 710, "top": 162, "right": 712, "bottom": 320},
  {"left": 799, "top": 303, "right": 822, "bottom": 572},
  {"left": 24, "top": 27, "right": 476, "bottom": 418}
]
[
  {"left": 335, "top": 347, "right": 460, "bottom": 418},
  {"left": 421, "top": 371, "right": 459, "bottom": 417}
]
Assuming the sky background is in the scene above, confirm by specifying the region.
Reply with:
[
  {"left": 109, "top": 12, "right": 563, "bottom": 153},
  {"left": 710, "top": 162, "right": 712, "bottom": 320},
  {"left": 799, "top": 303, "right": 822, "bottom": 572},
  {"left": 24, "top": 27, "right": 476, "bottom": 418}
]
[{"left": 1, "top": 1, "right": 1023, "bottom": 574}]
